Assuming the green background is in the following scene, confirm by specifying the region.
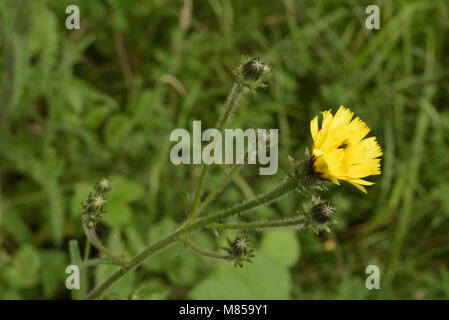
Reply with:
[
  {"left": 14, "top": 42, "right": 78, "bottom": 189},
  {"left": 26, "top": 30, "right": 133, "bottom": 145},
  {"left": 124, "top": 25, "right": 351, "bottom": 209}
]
[{"left": 1, "top": 0, "right": 449, "bottom": 299}]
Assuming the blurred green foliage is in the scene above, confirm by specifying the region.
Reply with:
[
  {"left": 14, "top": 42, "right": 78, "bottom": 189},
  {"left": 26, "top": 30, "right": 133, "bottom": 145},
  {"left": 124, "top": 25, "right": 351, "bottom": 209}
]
[{"left": 1, "top": 0, "right": 449, "bottom": 299}]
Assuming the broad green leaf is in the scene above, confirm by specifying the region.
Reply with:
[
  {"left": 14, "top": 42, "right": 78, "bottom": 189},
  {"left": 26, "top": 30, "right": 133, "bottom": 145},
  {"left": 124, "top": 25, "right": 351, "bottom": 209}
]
[
  {"left": 166, "top": 232, "right": 215, "bottom": 286},
  {"left": 109, "top": 175, "right": 145, "bottom": 203},
  {"left": 191, "top": 253, "right": 291, "bottom": 299},
  {"left": 40, "top": 250, "right": 68, "bottom": 296},
  {"left": 137, "top": 278, "right": 171, "bottom": 300},
  {"left": 191, "top": 269, "right": 254, "bottom": 299},
  {"left": 144, "top": 218, "right": 180, "bottom": 272},
  {"left": 4, "top": 245, "right": 41, "bottom": 289},
  {"left": 260, "top": 229, "right": 300, "bottom": 268},
  {"left": 102, "top": 198, "right": 132, "bottom": 227}
]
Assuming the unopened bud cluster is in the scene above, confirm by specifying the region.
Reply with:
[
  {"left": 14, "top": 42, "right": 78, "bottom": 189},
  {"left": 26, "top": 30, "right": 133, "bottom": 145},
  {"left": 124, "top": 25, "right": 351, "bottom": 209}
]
[
  {"left": 82, "top": 178, "right": 112, "bottom": 229},
  {"left": 223, "top": 233, "right": 256, "bottom": 268}
]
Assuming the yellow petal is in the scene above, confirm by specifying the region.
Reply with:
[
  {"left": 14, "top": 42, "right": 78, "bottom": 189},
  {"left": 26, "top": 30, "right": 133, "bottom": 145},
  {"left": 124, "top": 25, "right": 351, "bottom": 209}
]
[
  {"left": 348, "top": 179, "right": 374, "bottom": 186},
  {"left": 310, "top": 116, "right": 318, "bottom": 141},
  {"left": 312, "top": 148, "right": 324, "bottom": 157},
  {"left": 321, "top": 109, "right": 333, "bottom": 131},
  {"left": 347, "top": 180, "right": 368, "bottom": 193},
  {"left": 330, "top": 176, "right": 340, "bottom": 185},
  {"left": 332, "top": 106, "right": 354, "bottom": 129}
]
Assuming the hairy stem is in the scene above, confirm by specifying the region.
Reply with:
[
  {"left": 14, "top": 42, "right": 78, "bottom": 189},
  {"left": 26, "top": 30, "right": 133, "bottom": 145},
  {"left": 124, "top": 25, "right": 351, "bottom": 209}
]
[
  {"left": 180, "top": 236, "right": 231, "bottom": 261},
  {"left": 83, "top": 218, "right": 130, "bottom": 268},
  {"left": 84, "top": 179, "right": 296, "bottom": 299},
  {"left": 209, "top": 215, "right": 306, "bottom": 231},
  {"left": 195, "top": 164, "right": 244, "bottom": 218},
  {"left": 188, "top": 82, "right": 249, "bottom": 223},
  {"left": 79, "top": 238, "right": 91, "bottom": 299}
]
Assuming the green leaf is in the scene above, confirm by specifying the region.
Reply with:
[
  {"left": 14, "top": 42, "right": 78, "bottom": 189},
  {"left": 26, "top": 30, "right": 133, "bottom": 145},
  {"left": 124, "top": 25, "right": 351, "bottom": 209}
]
[
  {"left": 137, "top": 278, "right": 171, "bottom": 300},
  {"left": 69, "top": 239, "right": 82, "bottom": 267},
  {"left": 102, "top": 198, "right": 132, "bottom": 227},
  {"left": 191, "top": 269, "right": 254, "bottom": 299},
  {"left": 191, "top": 253, "right": 291, "bottom": 299},
  {"left": 46, "top": 182, "right": 65, "bottom": 246},
  {"left": 82, "top": 258, "right": 122, "bottom": 267},
  {"left": 109, "top": 175, "right": 145, "bottom": 202},
  {"left": 84, "top": 105, "right": 112, "bottom": 129},
  {"left": 166, "top": 232, "right": 214, "bottom": 286},
  {"left": 104, "top": 114, "right": 132, "bottom": 151},
  {"left": 4, "top": 245, "right": 41, "bottom": 289},
  {"left": 2, "top": 208, "right": 32, "bottom": 243},
  {"left": 40, "top": 250, "right": 68, "bottom": 296},
  {"left": 144, "top": 218, "right": 180, "bottom": 272},
  {"left": 70, "top": 182, "right": 91, "bottom": 219},
  {"left": 260, "top": 229, "right": 300, "bottom": 268}
]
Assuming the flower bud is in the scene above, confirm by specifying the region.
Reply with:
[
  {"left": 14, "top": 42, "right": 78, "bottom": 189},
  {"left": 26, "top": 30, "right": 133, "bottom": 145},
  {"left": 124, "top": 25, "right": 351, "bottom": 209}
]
[
  {"left": 234, "top": 56, "right": 271, "bottom": 92},
  {"left": 312, "top": 201, "right": 335, "bottom": 223},
  {"left": 288, "top": 157, "right": 325, "bottom": 197},
  {"left": 82, "top": 193, "right": 107, "bottom": 213},
  {"left": 82, "top": 192, "right": 107, "bottom": 229},
  {"left": 242, "top": 58, "right": 267, "bottom": 81},
  {"left": 95, "top": 178, "right": 112, "bottom": 194},
  {"left": 223, "top": 233, "right": 256, "bottom": 268}
]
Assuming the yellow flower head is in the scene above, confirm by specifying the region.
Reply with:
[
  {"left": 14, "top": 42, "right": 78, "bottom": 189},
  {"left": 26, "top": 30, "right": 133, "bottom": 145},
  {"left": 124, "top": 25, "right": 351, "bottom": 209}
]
[{"left": 310, "top": 106, "right": 382, "bottom": 193}]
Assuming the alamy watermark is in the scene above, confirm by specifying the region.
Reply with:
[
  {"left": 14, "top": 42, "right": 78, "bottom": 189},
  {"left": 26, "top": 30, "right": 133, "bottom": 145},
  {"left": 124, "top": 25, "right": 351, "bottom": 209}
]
[
  {"left": 365, "top": 5, "right": 380, "bottom": 30},
  {"left": 65, "top": 5, "right": 80, "bottom": 30},
  {"left": 65, "top": 265, "right": 80, "bottom": 290},
  {"left": 365, "top": 264, "right": 380, "bottom": 289},
  {"left": 169, "top": 121, "right": 278, "bottom": 175}
]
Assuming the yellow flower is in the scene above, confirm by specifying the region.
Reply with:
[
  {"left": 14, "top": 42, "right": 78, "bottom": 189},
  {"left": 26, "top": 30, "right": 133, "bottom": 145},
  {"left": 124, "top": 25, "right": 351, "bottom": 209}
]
[{"left": 310, "top": 106, "right": 382, "bottom": 193}]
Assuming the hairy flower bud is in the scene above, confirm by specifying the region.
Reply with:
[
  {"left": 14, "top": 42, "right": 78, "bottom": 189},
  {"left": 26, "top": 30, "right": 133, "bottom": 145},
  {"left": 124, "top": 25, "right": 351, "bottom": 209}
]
[
  {"left": 312, "top": 201, "right": 335, "bottom": 223},
  {"left": 234, "top": 56, "right": 271, "bottom": 92},
  {"left": 82, "top": 193, "right": 107, "bottom": 213},
  {"left": 242, "top": 58, "right": 267, "bottom": 81},
  {"left": 222, "top": 233, "right": 256, "bottom": 268},
  {"left": 82, "top": 193, "right": 107, "bottom": 228},
  {"left": 95, "top": 178, "right": 112, "bottom": 194},
  {"left": 82, "top": 178, "right": 112, "bottom": 229},
  {"left": 287, "top": 155, "right": 326, "bottom": 197}
]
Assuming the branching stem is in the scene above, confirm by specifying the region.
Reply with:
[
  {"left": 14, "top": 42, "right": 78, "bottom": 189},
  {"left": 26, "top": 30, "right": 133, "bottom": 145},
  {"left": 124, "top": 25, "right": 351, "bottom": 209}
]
[{"left": 84, "top": 179, "right": 296, "bottom": 299}]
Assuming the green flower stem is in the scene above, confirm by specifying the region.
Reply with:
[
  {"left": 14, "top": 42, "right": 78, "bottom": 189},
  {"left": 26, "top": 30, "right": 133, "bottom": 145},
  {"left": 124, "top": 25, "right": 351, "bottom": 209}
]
[
  {"left": 209, "top": 215, "right": 306, "bottom": 231},
  {"left": 195, "top": 164, "right": 244, "bottom": 218},
  {"left": 188, "top": 82, "right": 250, "bottom": 223},
  {"left": 82, "top": 218, "right": 130, "bottom": 268},
  {"left": 79, "top": 238, "right": 91, "bottom": 299},
  {"left": 180, "top": 236, "right": 231, "bottom": 261},
  {"left": 84, "top": 179, "right": 296, "bottom": 299}
]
